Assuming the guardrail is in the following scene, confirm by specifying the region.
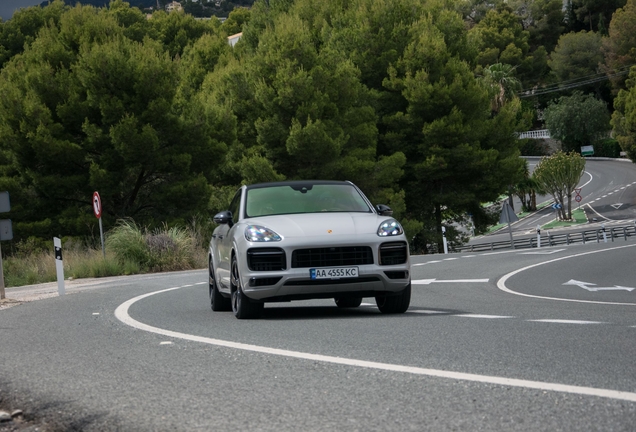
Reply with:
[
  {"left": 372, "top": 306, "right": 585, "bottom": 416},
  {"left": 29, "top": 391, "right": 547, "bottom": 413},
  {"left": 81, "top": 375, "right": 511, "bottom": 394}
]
[{"left": 457, "top": 224, "right": 636, "bottom": 253}]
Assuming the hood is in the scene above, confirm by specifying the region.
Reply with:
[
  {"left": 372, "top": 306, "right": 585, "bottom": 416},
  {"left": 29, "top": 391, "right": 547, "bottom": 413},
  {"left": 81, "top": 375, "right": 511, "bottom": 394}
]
[{"left": 245, "top": 212, "right": 388, "bottom": 238}]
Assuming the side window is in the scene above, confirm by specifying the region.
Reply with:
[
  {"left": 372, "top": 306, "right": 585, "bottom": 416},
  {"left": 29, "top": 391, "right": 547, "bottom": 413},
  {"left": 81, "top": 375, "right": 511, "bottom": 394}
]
[{"left": 228, "top": 189, "right": 242, "bottom": 221}]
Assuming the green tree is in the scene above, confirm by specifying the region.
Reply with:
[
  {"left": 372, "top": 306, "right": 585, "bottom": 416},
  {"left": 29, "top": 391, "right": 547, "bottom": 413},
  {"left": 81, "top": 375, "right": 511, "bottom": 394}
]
[
  {"left": 602, "top": 0, "right": 636, "bottom": 91},
  {"left": 0, "top": 2, "right": 229, "bottom": 241},
  {"left": 543, "top": 91, "right": 611, "bottom": 152},
  {"left": 532, "top": 151, "right": 585, "bottom": 219},
  {"left": 0, "top": 0, "right": 68, "bottom": 68},
  {"left": 549, "top": 30, "right": 604, "bottom": 91},
  {"left": 469, "top": 5, "right": 547, "bottom": 86},
  {"left": 570, "top": 0, "right": 626, "bottom": 33},
  {"left": 611, "top": 66, "right": 636, "bottom": 162},
  {"left": 383, "top": 13, "right": 525, "bottom": 251},
  {"left": 221, "top": 7, "right": 251, "bottom": 35}
]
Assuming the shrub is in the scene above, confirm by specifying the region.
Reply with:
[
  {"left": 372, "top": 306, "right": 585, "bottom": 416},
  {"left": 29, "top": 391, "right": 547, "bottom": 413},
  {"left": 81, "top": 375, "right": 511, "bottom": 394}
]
[{"left": 592, "top": 138, "right": 621, "bottom": 158}]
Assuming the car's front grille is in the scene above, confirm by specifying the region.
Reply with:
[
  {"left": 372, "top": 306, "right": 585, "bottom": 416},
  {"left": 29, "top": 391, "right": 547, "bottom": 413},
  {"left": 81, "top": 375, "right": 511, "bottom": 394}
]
[
  {"left": 291, "top": 246, "right": 373, "bottom": 268},
  {"left": 247, "top": 248, "right": 286, "bottom": 271},
  {"left": 379, "top": 242, "right": 408, "bottom": 265}
]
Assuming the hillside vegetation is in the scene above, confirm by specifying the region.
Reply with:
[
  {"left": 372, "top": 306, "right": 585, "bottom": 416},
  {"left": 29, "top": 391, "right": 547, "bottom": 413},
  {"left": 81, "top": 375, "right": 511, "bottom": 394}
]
[{"left": 0, "top": 0, "right": 634, "bottom": 262}]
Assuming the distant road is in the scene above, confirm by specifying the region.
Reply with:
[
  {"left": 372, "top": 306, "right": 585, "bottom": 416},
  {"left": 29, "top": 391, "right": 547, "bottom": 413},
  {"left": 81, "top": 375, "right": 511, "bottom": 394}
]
[{"left": 475, "top": 158, "right": 636, "bottom": 245}]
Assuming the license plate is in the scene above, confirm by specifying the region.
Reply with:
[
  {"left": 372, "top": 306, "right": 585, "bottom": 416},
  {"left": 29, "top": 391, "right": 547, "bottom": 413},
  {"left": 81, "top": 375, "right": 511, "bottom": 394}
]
[{"left": 310, "top": 267, "right": 359, "bottom": 279}]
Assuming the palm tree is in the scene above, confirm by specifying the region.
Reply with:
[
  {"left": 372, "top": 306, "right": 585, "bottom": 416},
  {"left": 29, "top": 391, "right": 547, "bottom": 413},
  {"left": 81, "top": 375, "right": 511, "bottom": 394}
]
[{"left": 480, "top": 63, "right": 522, "bottom": 113}]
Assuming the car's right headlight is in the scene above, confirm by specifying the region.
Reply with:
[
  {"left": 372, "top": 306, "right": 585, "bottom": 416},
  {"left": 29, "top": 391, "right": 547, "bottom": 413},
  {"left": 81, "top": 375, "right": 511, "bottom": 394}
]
[
  {"left": 377, "top": 219, "right": 403, "bottom": 237},
  {"left": 245, "top": 225, "right": 282, "bottom": 242}
]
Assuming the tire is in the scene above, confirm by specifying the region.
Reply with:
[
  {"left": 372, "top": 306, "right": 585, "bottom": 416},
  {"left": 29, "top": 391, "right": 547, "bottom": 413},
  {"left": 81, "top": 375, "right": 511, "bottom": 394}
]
[
  {"left": 230, "top": 256, "right": 263, "bottom": 319},
  {"left": 209, "top": 259, "right": 231, "bottom": 311},
  {"left": 375, "top": 283, "right": 411, "bottom": 314},
  {"left": 334, "top": 297, "right": 363, "bottom": 308}
]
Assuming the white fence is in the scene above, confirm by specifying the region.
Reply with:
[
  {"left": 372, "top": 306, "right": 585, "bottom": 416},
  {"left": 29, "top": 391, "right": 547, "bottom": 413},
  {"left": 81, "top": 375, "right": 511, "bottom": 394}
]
[{"left": 518, "top": 129, "right": 550, "bottom": 139}]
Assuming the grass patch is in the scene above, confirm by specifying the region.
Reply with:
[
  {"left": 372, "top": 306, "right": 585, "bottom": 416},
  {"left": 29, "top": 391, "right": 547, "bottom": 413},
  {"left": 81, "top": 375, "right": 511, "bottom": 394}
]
[{"left": 541, "top": 208, "right": 588, "bottom": 229}]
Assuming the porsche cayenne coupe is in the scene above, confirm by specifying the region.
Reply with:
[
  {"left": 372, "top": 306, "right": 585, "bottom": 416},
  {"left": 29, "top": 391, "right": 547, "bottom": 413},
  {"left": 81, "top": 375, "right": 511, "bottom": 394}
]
[{"left": 208, "top": 180, "right": 411, "bottom": 319}]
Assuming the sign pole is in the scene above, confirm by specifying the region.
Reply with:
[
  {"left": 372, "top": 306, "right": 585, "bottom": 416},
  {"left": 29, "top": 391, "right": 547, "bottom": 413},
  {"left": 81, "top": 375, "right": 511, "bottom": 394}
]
[
  {"left": 93, "top": 192, "right": 105, "bottom": 257},
  {"left": 99, "top": 216, "right": 105, "bottom": 257},
  {"left": 0, "top": 242, "right": 5, "bottom": 300}
]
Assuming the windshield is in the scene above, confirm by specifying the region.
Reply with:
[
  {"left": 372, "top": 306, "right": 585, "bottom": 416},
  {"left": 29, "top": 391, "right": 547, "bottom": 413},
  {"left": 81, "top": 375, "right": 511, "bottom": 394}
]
[{"left": 245, "top": 184, "right": 372, "bottom": 218}]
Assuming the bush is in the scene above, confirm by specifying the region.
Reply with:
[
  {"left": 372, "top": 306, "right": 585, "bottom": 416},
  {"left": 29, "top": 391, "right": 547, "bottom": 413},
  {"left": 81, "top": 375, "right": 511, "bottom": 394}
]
[
  {"left": 591, "top": 138, "right": 621, "bottom": 158},
  {"left": 106, "top": 219, "right": 205, "bottom": 272},
  {"left": 519, "top": 138, "right": 551, "bottom": 156}
]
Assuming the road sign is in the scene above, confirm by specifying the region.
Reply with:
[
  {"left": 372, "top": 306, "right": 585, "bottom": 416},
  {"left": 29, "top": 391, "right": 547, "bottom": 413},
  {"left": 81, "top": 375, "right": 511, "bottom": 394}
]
[
  {"left": 581, "top": 145, "right": 594, "bottom": 156},
  {"left": 93, "top": 191, "right": 102, "bottom": 219},
  {"left": 551, "top": 203, "right": 562, "bottom": 210},
  {"left": 575, "top": 195, "right": 582, "bottom": 202},
  {"left": 0, "top": 220, "right": 12, "bottom": 241},
  {"left": 0, "top": 192, "right": 9, "bottom": 213},
  {"left": 499, "top": 201, "right": 519, "bottom": 224}
]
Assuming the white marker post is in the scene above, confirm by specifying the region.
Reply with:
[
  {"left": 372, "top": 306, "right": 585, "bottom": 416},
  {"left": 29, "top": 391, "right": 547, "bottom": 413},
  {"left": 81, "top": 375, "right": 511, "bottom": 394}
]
[
  {"left": 54, "top": 237, "right": 65, "bottom": 296},
  {"left": 536, "top": 225, "right": 541, "bottom": 248},
  {"left": 442, "top": 226, "right": 448, "bottom": 254},
  {"left": 601, "top": 224, "right": 607, "bottom": 243}
]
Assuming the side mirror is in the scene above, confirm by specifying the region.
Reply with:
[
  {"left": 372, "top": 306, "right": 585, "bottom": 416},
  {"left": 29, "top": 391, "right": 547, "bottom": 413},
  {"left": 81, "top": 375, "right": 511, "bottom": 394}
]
[
  {"left": 213, "top": 210, "right": 233, "bottom": 225},
  {"left": 375, "top": 204, "right": 393, "bottom": 216}
]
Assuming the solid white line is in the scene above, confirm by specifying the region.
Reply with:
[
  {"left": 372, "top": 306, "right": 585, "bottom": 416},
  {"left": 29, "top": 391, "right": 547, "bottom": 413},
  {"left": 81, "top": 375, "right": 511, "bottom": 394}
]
[
  {"left": 528, "top": 319, "right": 606, "bottom": 325},
  {"left": 412, "top": 279, "right": 489, "bottom": 284},
  {"left": 497, "top": 244, "right": 636, "bottom": 306},
  {"left": 114, "top": 287, "right": 636, "bottom": 402},
  {"left": 454, "top": 314, "right": 514, "bottom": 319},
  {"left": 409, "top": 310, "right": 448, "bottom": 314}
]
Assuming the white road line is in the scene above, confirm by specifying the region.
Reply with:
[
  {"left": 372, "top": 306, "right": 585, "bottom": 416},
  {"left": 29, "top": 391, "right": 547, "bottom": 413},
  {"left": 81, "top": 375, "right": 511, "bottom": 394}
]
[
  {"left": 412, "top": 279, "right": 489, "bottom": 284},
  {"left": 462, "top": 255, "right": 477, "bottom": 258},
  {"left": 454, "top": 314, "right": 514, "bottom": 319},
  {"left": 497, "top": 243, "right": 636, "bottom": 306},
  {"left": 528, "top": 319, "right": 606, "bottom": 325},
  {"left": 115, "top": 287, "right": 636, "bottom": 403},
  {"left": 409, "top": 310, "right": 448, "bottom": 314},
  {"left": 443, "top": 258, "right": 458, "bottom": 261}
]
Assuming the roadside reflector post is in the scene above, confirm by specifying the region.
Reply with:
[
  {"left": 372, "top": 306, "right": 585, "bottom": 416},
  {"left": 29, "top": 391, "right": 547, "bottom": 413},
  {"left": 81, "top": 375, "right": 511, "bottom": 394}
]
[
  {"left": 601, "top": 224, "right": 607, "bottom": 243},
  {"left": 54, "top": 237, "right": 65, "bottom": 296},
  {"left": 442, "top": 226, "right": 448, "bottom": 254}
]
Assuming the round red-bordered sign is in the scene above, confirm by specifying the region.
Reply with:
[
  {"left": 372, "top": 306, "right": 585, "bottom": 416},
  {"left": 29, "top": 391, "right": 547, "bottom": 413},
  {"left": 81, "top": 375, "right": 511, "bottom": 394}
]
[{"left": 93, "top": 191, "right": 102, "bottom": 219}]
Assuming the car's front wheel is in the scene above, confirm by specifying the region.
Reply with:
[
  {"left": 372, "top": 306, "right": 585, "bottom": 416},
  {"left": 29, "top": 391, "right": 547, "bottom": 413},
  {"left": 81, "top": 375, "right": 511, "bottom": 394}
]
[
  {"left": 334, "top": 297, "right": 363, "bottom": 308},
  {"left": 375, "top": 283, "right": 411, "bottom": 314},
  {"left": 230, "top": 256, "right": 263, "bottom": 319},
  {"left": 209, "top": 258, "right": 231, "bottom": 311}
]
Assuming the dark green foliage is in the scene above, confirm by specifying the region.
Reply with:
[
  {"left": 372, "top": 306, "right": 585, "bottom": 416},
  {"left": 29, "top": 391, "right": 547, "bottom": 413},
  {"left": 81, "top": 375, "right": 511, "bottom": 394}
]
[
  {"left": 519, "top": 139, "right": 551, "bottom": 156},
  {"left": 593, "top": 138, "right": 622, "bottom": 158},
  {"left": 0, "top": 0, "right": 631, "bottom": 253}
]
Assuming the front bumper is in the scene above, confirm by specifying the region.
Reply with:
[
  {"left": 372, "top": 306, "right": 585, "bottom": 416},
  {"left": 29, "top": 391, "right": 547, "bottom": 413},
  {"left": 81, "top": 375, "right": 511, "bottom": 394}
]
[{"left": 237, "top": 238, "right": 410, "bottom": 302}]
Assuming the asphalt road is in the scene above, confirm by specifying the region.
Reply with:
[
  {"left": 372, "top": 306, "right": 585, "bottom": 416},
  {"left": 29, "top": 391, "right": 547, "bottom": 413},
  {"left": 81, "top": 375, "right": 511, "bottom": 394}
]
[
  {"left": 1, "top": 239, "right": 636, "bottom": 431},
  {"left": 475, "top": 158, "right": 636, "bottom": 244}
]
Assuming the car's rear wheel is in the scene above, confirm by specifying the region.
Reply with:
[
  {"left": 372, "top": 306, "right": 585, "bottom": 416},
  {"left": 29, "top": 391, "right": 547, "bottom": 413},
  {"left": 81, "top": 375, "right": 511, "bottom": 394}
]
[
  {"left": 375, "top": 283, "right": 411, "bottom": 314},
  {"left": 334, "top": 297, "right": 363, "bottom": 308},
  {"left": 209, "top": 259, "right": 231, "bottom": 311},
  {"left": 231, "top": 256, "right": 263, "bottom": 319}
]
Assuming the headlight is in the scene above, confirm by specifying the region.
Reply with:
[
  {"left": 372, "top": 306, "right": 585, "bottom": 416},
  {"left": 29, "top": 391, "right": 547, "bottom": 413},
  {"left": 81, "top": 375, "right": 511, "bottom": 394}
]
[
  {"left": 245, "top": 225, "right": 282, "bottom": 242},
  {"left": 377, "top": 219, "right": 403, "bottom": 237}
]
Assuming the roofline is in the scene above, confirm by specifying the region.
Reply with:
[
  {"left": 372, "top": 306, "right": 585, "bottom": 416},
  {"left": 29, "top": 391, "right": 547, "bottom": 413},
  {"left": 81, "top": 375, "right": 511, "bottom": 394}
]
[{"left": 245, "top": 180, "right": 353, "bottom": 190}]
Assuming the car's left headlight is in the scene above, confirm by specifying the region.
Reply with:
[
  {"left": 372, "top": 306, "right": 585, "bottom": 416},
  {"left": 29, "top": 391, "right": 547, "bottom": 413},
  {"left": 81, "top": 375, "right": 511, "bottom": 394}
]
[
  {"left": 377, "top": 219, "right": 403, "bottom": 237},
  {"left": 245, "top": 225, "right": 282, "bottom": 242}
]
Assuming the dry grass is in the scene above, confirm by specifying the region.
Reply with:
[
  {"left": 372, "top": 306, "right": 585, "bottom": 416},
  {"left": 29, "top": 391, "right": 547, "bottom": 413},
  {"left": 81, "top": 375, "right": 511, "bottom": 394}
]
[{"left": 2, "top": 220, "right": 210, "bottom": 288}]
